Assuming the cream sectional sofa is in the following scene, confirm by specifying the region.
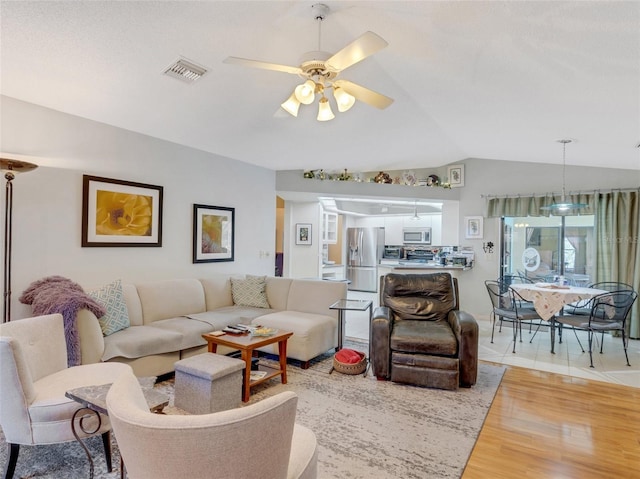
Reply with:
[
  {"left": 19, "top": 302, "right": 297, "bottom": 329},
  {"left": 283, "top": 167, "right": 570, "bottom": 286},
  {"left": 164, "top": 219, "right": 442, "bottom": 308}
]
[{"left": 77, "top": 275, "right": 347, "bottom": 377}]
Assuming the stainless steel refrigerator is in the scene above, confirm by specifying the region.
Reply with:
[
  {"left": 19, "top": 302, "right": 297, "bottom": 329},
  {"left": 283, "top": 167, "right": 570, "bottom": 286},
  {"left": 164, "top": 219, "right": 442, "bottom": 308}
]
[{"left": 346, "top": 227, "right": 385, "bottom": 292}]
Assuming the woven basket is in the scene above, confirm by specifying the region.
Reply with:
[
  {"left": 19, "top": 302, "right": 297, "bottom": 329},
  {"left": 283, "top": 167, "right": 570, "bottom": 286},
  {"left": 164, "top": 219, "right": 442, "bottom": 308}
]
[{"left": 333, "top": 351, "right": 367, "bottom": 375}]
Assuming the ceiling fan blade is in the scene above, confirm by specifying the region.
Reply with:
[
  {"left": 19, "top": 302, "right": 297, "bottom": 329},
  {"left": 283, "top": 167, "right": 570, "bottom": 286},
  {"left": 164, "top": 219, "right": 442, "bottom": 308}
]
[
  {"left": 223, "top": 56, "right": 303, "bottom": 75},
  {"left": 334, "top": 80, "right": 394, "bottom": 110},
  {"left": 325, "top": 31, "right": 388, "bottom": 72}
]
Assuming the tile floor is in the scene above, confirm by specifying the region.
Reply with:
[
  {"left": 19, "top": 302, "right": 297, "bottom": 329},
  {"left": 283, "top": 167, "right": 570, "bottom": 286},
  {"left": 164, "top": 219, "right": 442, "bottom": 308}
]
[{"left": 345, "top": 290, "right": 640, "bottom": 389}]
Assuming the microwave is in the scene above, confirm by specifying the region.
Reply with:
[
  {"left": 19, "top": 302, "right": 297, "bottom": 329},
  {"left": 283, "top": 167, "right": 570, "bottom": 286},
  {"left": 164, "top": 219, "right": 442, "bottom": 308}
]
[{"left": 403, "top": 227, "right": 432, "bottom": 245}]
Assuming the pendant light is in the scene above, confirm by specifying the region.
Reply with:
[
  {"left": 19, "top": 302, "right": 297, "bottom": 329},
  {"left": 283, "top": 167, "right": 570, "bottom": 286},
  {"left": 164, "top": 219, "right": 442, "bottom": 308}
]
[
  {"left": 541, "top": 139, "right": 587, "bottom": 215},
  {"left": 411, "top": 200, "right": 420, "bottom": 220}
]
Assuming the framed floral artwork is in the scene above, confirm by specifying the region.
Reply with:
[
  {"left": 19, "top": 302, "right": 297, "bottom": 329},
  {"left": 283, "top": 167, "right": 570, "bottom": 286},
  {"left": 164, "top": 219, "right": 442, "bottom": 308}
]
[
  {"left": 296, "top": 223, "right": 312, "bottom": 245},
  {"left": 82, "top": 175, "right": 163, "bottom": 247},
  {"left": 447, "top": 164, "right": 465, "bottom": 188},
  {"left": 465, "top": 216, "right": 483, "bottom": 240},
  {"left": 193, "top": 204, "right": 235, "bottom": 263}
]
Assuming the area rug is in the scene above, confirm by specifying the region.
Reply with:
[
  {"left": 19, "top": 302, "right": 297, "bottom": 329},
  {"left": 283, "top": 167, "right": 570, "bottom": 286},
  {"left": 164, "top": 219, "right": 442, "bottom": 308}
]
[{"left": 0, "top": 339, "right": 505, "bottom": 479}]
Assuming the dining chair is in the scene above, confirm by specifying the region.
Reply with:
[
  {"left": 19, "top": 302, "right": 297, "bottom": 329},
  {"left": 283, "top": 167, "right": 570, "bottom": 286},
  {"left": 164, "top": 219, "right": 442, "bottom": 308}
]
[
  {"left": 554, "top": 289, "right": 638, "bottom": 367},
  {"left": 564, "top": 281, "right": 635, "bottom": 315},
  {"left": 485, "top": 280, "right": 543, "bottom": 353}
]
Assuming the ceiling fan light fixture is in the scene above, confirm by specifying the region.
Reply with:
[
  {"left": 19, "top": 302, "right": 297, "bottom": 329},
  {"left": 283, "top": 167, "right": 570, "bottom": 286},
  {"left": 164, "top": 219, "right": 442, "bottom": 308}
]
[
  {"left": 317, "top": 96, "right": 335, "bottom": 121},
  {"left": 294, "top": 80, "right": 316, "bottom": 105},
  {"left": 281, "top": 93, "right": 301, "bottom": 117},
  {"left": 333, "top": 87, "right": 355, "bottom": 112}
]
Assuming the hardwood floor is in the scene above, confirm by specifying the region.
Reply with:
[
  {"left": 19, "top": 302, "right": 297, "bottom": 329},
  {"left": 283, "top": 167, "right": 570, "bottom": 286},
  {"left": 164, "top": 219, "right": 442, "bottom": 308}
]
[{"left": 462, "top": 363, "right": 640, "bottom": 478}]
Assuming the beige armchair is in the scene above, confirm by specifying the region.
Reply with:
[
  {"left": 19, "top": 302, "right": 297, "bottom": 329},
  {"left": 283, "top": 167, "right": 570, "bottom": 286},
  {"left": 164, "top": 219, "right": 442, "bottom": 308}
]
[
  {"left": 0, "top": 313, "right": 131, "bottom": 479},
  {"left": 106, "top": 368, "right": 318, "bottom": 479}
]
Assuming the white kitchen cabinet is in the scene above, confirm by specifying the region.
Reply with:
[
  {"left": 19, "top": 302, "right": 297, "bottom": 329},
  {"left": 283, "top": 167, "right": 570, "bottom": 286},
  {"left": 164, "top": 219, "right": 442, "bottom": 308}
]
[
  {"left": 383, "top": 217, "right": 404, "bottom": 244},
  {"left": 322, "top": 212, "right": 338, "bottom": 244}
]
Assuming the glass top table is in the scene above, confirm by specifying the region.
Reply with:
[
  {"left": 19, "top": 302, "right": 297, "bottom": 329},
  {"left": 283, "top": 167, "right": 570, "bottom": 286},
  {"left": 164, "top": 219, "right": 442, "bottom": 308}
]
[{"left": 329, "top": 299, "right": 373, "bottom": 351}]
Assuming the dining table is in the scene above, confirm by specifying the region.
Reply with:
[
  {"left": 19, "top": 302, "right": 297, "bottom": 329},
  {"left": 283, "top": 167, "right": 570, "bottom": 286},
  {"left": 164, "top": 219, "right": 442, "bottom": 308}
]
[{"left": 509, "top": 282, "right": 609, "bottom": 353}]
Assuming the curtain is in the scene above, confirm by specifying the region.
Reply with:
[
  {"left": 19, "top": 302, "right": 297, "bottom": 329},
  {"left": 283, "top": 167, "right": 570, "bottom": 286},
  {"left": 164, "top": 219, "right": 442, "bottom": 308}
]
[
  {"left": 595, "top": 190, "right": 640, "bottom": 338},
  {"left": 486, "top": 193, "right": 596, "bottom": 217}
]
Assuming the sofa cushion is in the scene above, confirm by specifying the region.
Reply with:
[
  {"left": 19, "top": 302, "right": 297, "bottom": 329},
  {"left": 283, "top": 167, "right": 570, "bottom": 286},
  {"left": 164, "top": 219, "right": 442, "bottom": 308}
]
[
  {"left": 200, "top": 275, "right": 237, "bottom": 310},
  {"left": 185, "top": 307, "right": 273, "bottom": 329},
  {"left": 254, "top": 311, "right": 337, "bottom": 362},
  {"left": 148, "top": 317, "right": 217, "bottom": 351},
  {"left": 136, "top": 279, "right": 206, "bottom": 324},
  {"left": 231, "top": 276, "right": 270, "bottom": 308},
  {"left": 391, "top": 319, "right": 458, "bottom": 356},
  {"left": 88, "top": 279, "right": 130, "bottom": 336},
  {"left": 265, "top": 277, "right": 293, "bottom": 311},
  {"left": 102, "top": 325, "right": 183, "bottom": 361},
  {"left": 286, "top": 279, "right": 346, "bottom": 317}
]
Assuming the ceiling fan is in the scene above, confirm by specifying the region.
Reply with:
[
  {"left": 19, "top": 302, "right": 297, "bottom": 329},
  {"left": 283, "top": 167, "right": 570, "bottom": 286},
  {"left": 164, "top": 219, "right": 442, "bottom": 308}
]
[{"left": 223, "top": 3, "right": 393, "bottom": 121}]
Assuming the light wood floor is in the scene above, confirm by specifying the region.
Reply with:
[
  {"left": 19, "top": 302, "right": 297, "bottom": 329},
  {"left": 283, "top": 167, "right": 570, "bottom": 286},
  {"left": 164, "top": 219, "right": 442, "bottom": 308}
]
[{"left": 462, "top": 363, "right": 640, "bottom": 478}]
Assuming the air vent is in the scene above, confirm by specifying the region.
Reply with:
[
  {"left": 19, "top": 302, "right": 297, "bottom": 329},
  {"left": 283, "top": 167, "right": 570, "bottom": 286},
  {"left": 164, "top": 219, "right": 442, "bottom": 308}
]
[{"left": 163, "top": 58, "right": 207, "bottom": 83}]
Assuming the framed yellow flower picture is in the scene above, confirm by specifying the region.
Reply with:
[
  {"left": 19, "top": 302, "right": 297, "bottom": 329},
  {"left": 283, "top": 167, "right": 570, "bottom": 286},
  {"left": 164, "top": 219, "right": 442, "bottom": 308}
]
[
  {"left": 193, "top": 204, "right": 235, "bottom": 263},
  {"left": 82, "top": 175, "right": 163, "bottom": 247}
]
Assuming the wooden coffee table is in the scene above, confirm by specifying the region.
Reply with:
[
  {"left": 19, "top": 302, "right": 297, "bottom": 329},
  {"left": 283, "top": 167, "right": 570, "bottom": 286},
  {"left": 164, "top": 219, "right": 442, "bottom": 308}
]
[{"left": 202, "top": 330, "right": 293, "bottom": 402}]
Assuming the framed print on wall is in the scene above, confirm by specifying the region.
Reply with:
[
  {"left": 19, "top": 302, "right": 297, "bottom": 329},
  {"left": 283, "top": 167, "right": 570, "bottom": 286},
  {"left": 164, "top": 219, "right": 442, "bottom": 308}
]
[
  {"left": 447, "top": 164, "right": 465, "bottom": 188},
  {"left": 296, "top": 223, "right": 312, "bottom": 245},
  {"left": 193, "top": 204, "right": 235, "bottom": 263},
  {"left": 464, "top": 216, "right": 484, "bottom": 240},
  {"left": 82, "top": 175, "right": 163, "bottom": 247}
]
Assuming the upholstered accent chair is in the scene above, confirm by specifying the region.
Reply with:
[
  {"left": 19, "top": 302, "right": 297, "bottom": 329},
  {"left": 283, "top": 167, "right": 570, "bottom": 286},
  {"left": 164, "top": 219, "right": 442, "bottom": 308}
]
[
  {"left": 106, "top": 368, "right": 318, "bottom": 479},
  {"left": 0, "top": 314, "right": 131, "bottom": 479},
  {"left": 371, "top": 273, "right": 478, "bottom": 390}
]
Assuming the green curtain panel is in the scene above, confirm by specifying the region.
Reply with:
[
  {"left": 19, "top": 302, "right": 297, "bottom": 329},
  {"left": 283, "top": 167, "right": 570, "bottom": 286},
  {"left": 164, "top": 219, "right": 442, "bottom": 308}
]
[{"left": 595, "top": 190, "right": 640, "bottom": 338}]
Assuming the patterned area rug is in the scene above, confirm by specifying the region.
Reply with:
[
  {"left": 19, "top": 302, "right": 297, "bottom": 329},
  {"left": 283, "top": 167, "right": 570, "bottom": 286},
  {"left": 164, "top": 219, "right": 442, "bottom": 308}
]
[{"left": 0, "top": 339, "right": 505, "bottom": 479}]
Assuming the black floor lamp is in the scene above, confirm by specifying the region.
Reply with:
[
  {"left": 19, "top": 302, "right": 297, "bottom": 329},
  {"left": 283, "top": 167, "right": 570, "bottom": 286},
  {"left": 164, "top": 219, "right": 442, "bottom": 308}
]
[{"left": 2, "top": 158, "right": 38, "bottom": 323}]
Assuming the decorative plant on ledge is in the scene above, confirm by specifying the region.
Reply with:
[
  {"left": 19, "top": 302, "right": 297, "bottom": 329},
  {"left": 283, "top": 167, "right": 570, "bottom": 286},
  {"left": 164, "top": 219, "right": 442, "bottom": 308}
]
[{"left": 303, "top": 169, "right": 452, "bottom": 188}]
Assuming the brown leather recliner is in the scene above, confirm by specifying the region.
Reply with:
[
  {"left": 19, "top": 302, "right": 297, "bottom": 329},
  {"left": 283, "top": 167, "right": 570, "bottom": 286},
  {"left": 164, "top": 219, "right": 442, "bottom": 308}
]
[{"left": 371, "top": 273, "right": 478, "bottom": 390}]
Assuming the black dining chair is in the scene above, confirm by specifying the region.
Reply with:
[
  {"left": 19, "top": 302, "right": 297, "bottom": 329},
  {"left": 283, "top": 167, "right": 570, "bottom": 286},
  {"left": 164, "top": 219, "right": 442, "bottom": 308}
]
[
  {"left": 554, "top": 289, "right": 638, "bottom": 367},
  {"left": 485, "top": 280, "right": 543, "bottom": 353},
  {"left": 564, "top": 282, "right": 635, "bottom": 316}
]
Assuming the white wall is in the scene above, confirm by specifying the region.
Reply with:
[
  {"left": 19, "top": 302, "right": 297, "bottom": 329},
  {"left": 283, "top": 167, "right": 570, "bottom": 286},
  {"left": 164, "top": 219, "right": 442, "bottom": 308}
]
[
  {"left": 1, "top": 97, "right": 276, "bottom": 319},
  {"left": 283, "top": 201, "right": 322, "bottom": 278}
]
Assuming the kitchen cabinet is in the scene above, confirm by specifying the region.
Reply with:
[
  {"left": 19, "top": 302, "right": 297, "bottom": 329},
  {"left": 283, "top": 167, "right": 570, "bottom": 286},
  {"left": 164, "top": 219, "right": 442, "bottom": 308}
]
[
  {"left": 322, "top": 212, "right": 338, "bottom": 244},
  {"left": 322, "top": 264, "right": 345, "bottom": 280},
  {"left": 383, "top": 217, "right": 404, "bottom": 244}
]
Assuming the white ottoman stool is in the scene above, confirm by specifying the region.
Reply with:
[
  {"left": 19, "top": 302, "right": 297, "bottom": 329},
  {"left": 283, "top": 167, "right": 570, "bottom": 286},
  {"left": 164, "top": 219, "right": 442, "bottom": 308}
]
[{"left": 174, "top": 353, "right": 245, "bottom": 414}]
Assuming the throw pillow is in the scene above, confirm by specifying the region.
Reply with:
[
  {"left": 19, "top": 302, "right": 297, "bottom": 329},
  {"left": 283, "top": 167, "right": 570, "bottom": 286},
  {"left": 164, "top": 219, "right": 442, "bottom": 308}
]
[
  {"left": 88, "top": 279, "right": 130, "bottom": 336},
  {"left": 230, "top": 276, "right": 270, "bottom": 308}
]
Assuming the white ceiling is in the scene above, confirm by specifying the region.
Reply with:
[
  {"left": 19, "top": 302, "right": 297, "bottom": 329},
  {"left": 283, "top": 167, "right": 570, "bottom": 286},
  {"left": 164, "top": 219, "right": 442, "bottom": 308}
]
[{"left": 1, "top": 1, "right": 639, "bottom": 173}]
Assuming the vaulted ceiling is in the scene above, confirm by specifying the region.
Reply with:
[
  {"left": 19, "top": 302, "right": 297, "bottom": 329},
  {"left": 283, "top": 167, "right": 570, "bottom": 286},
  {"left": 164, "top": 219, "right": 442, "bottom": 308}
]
[{"left": 2, "top": 1, "right": 639, "bottom": 173}]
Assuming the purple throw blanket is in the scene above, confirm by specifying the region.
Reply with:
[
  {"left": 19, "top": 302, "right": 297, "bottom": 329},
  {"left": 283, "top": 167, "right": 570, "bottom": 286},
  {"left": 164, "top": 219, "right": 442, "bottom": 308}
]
[{"left": 19, "top": 276, "right": 106, "bottom": 367}]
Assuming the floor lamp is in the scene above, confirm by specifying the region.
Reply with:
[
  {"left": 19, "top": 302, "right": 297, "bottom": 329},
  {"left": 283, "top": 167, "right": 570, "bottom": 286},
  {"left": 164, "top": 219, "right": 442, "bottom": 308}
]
[{"left": 2, "top": 158, "right": 38, "bottom": 323}]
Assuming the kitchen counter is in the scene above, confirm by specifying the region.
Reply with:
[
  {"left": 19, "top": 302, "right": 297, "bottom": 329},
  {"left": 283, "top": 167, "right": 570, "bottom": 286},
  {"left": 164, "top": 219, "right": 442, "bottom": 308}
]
[
  {"left": 322, "top": 263, "right": 345, "bottom": 280},
  {"left": 392, "top": 263, "right": 470, "bottom": 270},
  {"left": 378, "top": 262, "right": 471, "bottom": 280},
  {"left": 379, "top": 260, "right": 471, "bottom": 270}
]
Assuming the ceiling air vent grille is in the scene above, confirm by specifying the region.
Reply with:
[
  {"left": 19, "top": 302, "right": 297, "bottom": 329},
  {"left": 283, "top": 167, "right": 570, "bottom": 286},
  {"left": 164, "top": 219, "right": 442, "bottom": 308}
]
[{"left": 164, "top": 58, "right": 207, "bottom": 83}]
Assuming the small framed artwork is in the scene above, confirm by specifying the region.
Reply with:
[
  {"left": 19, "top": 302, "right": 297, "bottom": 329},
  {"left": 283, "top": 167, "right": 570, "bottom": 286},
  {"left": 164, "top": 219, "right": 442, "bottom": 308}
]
[
  {"left": 82, "top": 175, "right": 163, "bottom": 247},
  {"left": 465, "top": 216, "right": 484, "bottom": 240},
  {"left": 296, "top": 223, "right": 312, "bottom": 245},
  {"left": 447, "top": 164, "right": 465, "bottom": 188},
  {"left": 193, "top": 204, "right": 235, "bottom": 263}
]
